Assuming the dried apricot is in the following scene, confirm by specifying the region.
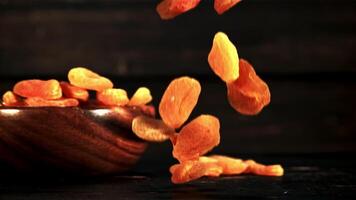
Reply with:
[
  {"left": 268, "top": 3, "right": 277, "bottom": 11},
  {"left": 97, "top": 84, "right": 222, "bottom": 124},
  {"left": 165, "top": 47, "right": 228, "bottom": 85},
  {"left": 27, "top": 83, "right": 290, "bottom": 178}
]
[
  {"left": 198, "top": 156, "right": 219, "bottom": 163},
  {"left": 170, "top": 159, "right": 223, "bottom": 184},
  {"left": 208, "top": 32, "right": 239, "bottom": 83},
  {"left": 157, "top": 0, "right": 201, "bottom": 20},
  {"left": 13, "top": 79, "right": 62, "bottom": 99},
  {"left": 227, "top": 59, "right": 270, "bottom": 115},
  {"left": 128, "top": 87, "right": 152, "bottom": 106},
  {"left": 244, "top": 160, "right": 284, "bottom": 176},
  {"left": 159, "top": 76, "right": 201, "bottom": 129},
  {"left": 60, "top": 81, "right": 89, "bottom": 102},
  {"left": 68, "top": 67, "right": 113, "bottom": 92},
  {"left": 132, "top": 115, "right": 175, "bottom": 142},
  {"left": 209, "top": 155, "right": 248, "bottom": 175},
  {"left": 214, "top": 0, "right": 242, "bottom": 15},
  {"left": 97, "top": 88, "right": 129, "bottom": 106},
  {"left": 173, "top": 115, "right": 220, "bottom": 162},
  {"left": 2, "top": 91, "right": 23, "bottom": 106},
  {"left": 25, "top": 97, "right": 79, "bottom": 107}
]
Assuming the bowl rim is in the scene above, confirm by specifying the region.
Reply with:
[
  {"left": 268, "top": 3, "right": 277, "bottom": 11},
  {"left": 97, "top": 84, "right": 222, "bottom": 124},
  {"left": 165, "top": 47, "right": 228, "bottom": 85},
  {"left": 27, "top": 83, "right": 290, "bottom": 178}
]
[{"left": 0, "top": 105, "right": 150, "bottom": 110}]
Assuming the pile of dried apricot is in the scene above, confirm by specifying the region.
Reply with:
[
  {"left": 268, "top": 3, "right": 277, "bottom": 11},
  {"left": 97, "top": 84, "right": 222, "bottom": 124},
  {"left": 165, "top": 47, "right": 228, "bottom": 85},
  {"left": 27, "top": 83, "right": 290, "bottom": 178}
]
[
  {"left": 1, "top": 67, "right": 152, "bottom": 108},
  {"left": 156, "top": 0, "right": 242, "bottom": 20}
]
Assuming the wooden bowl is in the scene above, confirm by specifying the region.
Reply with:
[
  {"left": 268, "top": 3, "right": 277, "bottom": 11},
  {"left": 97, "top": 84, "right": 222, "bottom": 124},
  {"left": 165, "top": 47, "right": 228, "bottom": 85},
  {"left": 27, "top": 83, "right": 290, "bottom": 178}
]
[{"left": 0, "top": 105, "right": 155, "bottom": 176}]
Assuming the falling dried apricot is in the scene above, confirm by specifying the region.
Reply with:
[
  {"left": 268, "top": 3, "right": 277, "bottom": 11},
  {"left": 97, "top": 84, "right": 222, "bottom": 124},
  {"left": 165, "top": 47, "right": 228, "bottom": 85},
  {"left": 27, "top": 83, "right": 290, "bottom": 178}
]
[
  {"left": 170, "top": 159, "right": 223, "bottom": 184},
  {"left": 13, "top": 79, "right": 62, "bottom": 100},
  {"left": 159, "top": 76, "right": 201, "bottom": 129},
  {"left": 97, "top": 88, "right": 129, "bottom": 106},
  {"left": 68, "top": 67, "right": 113, "bottom": 92},
  {"left": 227, "top": 59, "right": 270, "bottom": 115},
  {"left": 214, "top": 0, "right": 242, "bottom": 15},
  {"left": 132, "top": 115, "right": 175, "bottom": 142},
  {"left": 156, "top": 0, "right": 201, "bottom": 20},
  {"left": 173, "top": 115, "right": 220, "bottom": 162},
  {"left": 128, "top": 87, "right": 152, "bottom": 106},
  {"left": 209, "top": 155, "right": 248, "bottom": 175},
  {"left": 2, "top": 91, "right": 23, "bottom": 106},
  {"left": 208, "top": 32, "right": 239, "bottom": 83},
  {"left": 25, "top": 97, "right": 79, "bottom": 107},
  {"left": 60, "top": 81, "right": 89, "bottom": 102},
  {"left": 244, "top": 160, "right": 284, "bottom": 176}
]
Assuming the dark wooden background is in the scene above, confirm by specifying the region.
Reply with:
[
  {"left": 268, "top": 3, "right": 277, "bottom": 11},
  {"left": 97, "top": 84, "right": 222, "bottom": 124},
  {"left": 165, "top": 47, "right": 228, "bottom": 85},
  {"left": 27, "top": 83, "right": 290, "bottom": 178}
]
[{"left": 0, "top": 0, "right": 356, "bottom": 155}]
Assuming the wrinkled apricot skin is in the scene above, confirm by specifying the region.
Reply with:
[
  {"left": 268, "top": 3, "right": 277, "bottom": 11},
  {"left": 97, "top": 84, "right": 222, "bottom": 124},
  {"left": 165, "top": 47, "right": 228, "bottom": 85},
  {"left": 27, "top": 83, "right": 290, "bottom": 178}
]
[
  {"left": 60, "top": 81, "right": 89, "bottom": 102},
  {"left": 209, "top": 155, "right": 248, "bottom": 175},
  {"left": 2, "top": 91, "right": 23, "bottom": 106},
  {"left": 25, "top": 97, "right": 79, "bottom": 107},
  {"left": 214, "top": 0, "right": 242, "bottom": 15},
  {"left": 173, "top": 115, "right": 220, "bottom": 162},
  {"left": 170, "top": 156, "right": 283, "bottom": 184},
  {"left": 159, "top": 76, "right": 201, "bottom": 129},
  {"left": 132, "top": 115, "right": 175, "bottom": 142},
  {"left": 227, "top": 59, "right": 270, "bottom": 115},
  {"left": 128, "top": 87, "right": 153, "bottom": 106},
  {"left": 244, "top": 160, "right": 284, "bottom": 176},
  {"left": 13, "top": 79, "right": 62, "bottom": 100},
  {"left": 170, "top": 159, "right": 223, "bottom": 184},
  {"left": 208, "top": 32, "right": 239, "bottom": 83},
  {"left": 68, "top": 67, "right": 113, "bottom": 92},
  {"left": 157, "top": 0, "right": 201, "bottom": 20},
  {"left": 97, "top": 88, "right": 129, "bottom": 106}
]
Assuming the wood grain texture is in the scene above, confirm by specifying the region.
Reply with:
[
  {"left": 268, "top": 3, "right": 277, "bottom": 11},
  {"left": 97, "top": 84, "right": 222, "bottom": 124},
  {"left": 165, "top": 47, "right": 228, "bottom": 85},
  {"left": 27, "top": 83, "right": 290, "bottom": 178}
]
[
  {"left": 0, "top": 106, "right": 154, "bottom": 176},
  {"left": 0, "top": 0, "right": 355, "bottom": 76}
]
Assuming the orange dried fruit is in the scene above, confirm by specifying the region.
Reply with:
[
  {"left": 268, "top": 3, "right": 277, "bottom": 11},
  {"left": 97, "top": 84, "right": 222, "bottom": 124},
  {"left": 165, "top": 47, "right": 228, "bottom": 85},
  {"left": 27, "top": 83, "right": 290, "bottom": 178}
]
[
  {"left": 132, "top": 115, "right": 175, "bottom": 142},
  {"left": 156, "top": 0, "right": 201, "bottom": 20},
  {"left": 25, "top": 97, "right": 79, "bottom": 107},
  {"left": 209, "top": 155, "right": 248, "bottom": 175},
  {"left": 208, "top": 32, "right": 239, "bottom": 83},
  {"left": 173, "top": 115, "right": 220, "bottom": 162},
  {"left": 159, "top": 76, "right": 201, "bottom": 129},
  {"left": 60, "top": 81, "right": 89, "bottom": 102},
  {"left": 2, "top": 91, "right": 23, "bottom": 106},
  {"left": 198, "top": 156, "right": 219, "bottom": 163},
  {"left": 13, "top": 79, "right": 62, "bottom": 100},
  {"left": 128, "top": 87, "right": 152, "bottom": 106},
  {"left": 214, "top": 0, "right": 242, "bottom": 15},
  {"left": 68, "top": 67, "right": 113, "bottom": 92},
  {"left": 244, "top": 160, "right": 284, "bottom": 176},
  {"left": 169, "top": 133, "right": 179, "bottom": 146},
  {"left": 97, "top": 88, "right": 129, "bottom": 106},
  {"left": 227, "top": 59, "right": 270, "bottom": 115},
  {"left": 170, "top": 159, "right": 223, "bottom": 184}
]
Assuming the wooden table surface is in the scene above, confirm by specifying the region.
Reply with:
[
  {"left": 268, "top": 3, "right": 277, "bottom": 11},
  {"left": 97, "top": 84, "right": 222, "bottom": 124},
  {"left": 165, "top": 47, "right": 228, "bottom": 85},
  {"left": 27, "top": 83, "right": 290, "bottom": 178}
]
[{"left": 1, "top": 153, "right": 356, "bottom": 199}]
